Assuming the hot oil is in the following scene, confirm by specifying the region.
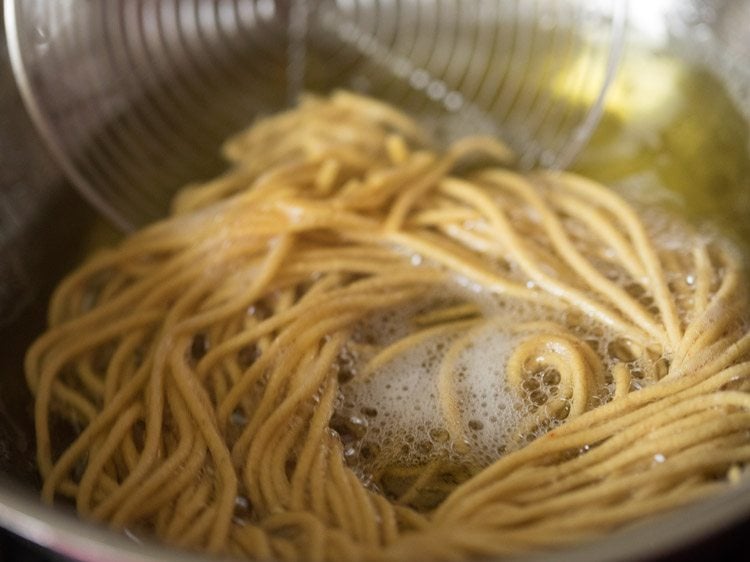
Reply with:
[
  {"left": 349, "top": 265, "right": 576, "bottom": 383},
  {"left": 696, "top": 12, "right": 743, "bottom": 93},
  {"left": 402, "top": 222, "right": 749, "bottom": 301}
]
[
  {"left": 571, "top": 50, "right": 750, "bottom": 256},
  {"left": 329, "top": 50, "right": 750, "bottom": 510}
]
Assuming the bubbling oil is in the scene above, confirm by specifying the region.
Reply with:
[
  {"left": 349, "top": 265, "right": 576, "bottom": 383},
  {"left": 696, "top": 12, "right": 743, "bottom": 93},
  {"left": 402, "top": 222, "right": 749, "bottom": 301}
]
[
  {"left": 326, "top": 56, "right": 750, "bottom": 505},
  {"left": 570, "top": 51, "right": 750, "bottom": 256},
  {"left": 328, "top": 199, "right": 710, "bottom": 511}
]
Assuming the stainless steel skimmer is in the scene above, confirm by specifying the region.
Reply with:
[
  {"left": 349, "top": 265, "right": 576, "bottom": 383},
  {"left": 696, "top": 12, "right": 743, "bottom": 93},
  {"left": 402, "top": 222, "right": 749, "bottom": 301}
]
[{"left": 5, "top": 0, "right": 627, "bottom": 231}]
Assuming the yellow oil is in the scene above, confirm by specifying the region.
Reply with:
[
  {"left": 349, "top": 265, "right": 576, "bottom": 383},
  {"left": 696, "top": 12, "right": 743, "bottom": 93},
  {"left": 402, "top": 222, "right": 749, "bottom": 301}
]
[{"left": 570, "top": 48, "right": 750, "bottom": 255}]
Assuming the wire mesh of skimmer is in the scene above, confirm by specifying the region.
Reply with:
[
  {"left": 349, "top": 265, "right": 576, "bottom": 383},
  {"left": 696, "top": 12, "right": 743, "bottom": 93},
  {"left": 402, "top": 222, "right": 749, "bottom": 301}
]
[{"left": 5, "top": 0, "right": 627, "bottom": 231}]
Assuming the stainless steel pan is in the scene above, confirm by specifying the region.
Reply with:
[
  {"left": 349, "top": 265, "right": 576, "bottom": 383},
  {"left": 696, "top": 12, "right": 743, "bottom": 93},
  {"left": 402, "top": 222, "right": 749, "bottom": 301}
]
[{"left": 0, "top": 1, "right": 749, "bottom": 560}]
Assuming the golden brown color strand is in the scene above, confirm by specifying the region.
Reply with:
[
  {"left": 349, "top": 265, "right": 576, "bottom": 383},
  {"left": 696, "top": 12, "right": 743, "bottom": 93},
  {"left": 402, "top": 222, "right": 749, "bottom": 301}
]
[{"left": 27, "top": 92, "right": 750, "bottom": 561}]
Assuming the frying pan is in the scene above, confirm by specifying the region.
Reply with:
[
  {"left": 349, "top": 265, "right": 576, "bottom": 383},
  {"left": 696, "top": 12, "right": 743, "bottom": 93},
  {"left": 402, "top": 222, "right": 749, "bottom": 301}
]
[{"left": 0, "top": 1, "right": 749, "bottom": 561}]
